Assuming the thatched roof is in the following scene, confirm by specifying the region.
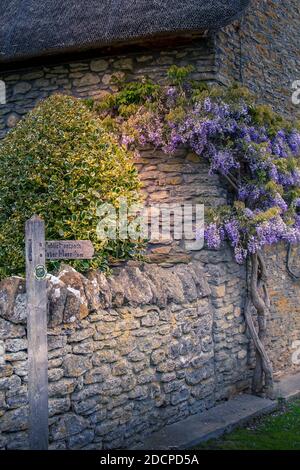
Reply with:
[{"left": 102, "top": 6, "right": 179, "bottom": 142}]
[{"left": 0, "top": 1, "right": 250, "bottom": 64}]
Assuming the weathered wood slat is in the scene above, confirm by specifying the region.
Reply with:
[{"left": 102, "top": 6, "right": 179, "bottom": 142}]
[{"left": 25, "top": 215, "right": 48, "bottom": 450}]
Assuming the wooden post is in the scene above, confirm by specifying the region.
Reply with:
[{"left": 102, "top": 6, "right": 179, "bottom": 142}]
[{"left": 25, "top": 215, "right": 48, "bottom": 450}]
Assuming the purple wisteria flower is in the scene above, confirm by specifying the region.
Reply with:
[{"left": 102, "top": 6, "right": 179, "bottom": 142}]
[
  {"left": 203, "top": 97, "right": 212, "bottom": 113},
  {"left": 288, "top": 130, "right": 300, "bottom": 155},
  {"left": 270, "top": 193, "right": 288, "bottom": 213},
  {"left": 293, "top": 198, "right": 300, "bottom": 208},
  {"left": 204, "top": 223, "right": 222, "bottom": 249},
  {"left": 166, "top": 86, "right": 177, "bottom": 98},
  {"left": 234, "top": 246, "right": 248, "bottom": 264},
  {"left": 119, "top": 82, "right": 300, "bottom": 263},
  {"left": 224, "top": 220, "right": 240, "bottom": 247},
  {"left": 209, "top": 150, "right": 240, "bottom": 176}
]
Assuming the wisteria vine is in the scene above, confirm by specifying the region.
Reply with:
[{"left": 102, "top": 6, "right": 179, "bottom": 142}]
[
  {"left": 114, "top": 85, "right": 300, "bottom": 264},
  {"left": 97, "top": 68, "right": 300, "bottom": 395}
]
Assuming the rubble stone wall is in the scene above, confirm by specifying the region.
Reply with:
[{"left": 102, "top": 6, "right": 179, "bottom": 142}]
[
  {"left": 0, "top": 37, "right": 217, "bottom": 139},
  {"left": 0, "top": 0, "right": 300, "bottom": 450},
  {"left": 216, "top": 0, "right": 300, "bottom": 118},
  {"left": 1, "top": 241, "right": 300, "bottom": 450},
  {"left": 0, "top": 260, "right": 249, "bottom": 450},
  {"left": 1, "top": 0, "right": 299, "bottom": 137}
]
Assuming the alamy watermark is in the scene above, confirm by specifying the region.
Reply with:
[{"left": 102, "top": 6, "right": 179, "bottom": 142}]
[
  {"left": 0, "top": 80, "right": 6, "bottom": 105},
  {"left": 96, "top": 197, "right": 204, "bottom": 250},
  {"left": 292, "top": 340, "right": 300, "bottom": 365},
  {"left": 292, "top": 80, "right": 300, "bottom": 105}
]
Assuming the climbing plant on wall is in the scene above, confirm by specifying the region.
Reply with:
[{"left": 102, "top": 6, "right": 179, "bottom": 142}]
[{"left": 95, "top": 67, "right": 300, "bottom": 396}]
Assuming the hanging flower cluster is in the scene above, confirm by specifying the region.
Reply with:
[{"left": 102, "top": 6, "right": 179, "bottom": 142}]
[{"left": 96, "top": 68, "right": 300, "bottom": 263}]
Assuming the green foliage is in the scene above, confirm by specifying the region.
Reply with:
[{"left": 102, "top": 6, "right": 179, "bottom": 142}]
[
  {"left": 167, "top": 65, "right": 194, "bottom": 86},
  {"left": 94, "top": 66, "right": 195, "bottom": 120},
  {"left": 115, "top": 81, "right": 160, "bottom": 106},
  {"left": 274, "top": 157, "right": 298, "bottom": 173},
  {"left": 95, "top": 79, "right": 160, "bottom": 117},
  {"left": 97, "top": 76, "right": 292, "bottom": 142},
  {"left": 195, "top": 400, "right": 300, "bottom": 450},
  {"left": 0, "top": 94, "right": 142, "bottom": 279}
]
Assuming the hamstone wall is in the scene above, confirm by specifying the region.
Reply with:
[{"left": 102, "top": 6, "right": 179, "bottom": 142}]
[
  {"left": 0, "top": 243, "right": 299, "bottom": 450},
  {"left": 1, "top": 1, "right": 299, "bottom": 137},
  {"left": 216, "top": 0, "right": 300, "bottom": 118},
  {"left": 0, "top": 260, "right": 249, "bottom": 450},
  {"left": 0, "top": 37, "right": 217, "bottom": 139},
  {"left": 264, "top": 244, "right": 300, "bottom": 373},
  {"left": 0, "top": 150, "right": 299, "bottom": 450}
]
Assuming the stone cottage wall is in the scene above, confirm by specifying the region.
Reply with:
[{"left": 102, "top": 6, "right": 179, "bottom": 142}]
[
  {"left": 0, "top": 247, "right": 299, "bottom": 450},
  {"left": 136, "top": 143, "right": 300, "bottom": 383},
  {"left": 0, "top": 136, "right": 258, "bottom": 451},
  {"left": 0, "top": 2, "right": 300, "bottom": 450},
  {"left": 216, "top": 0, "right": 300, "bottom": 118},
  {"left": 0, "top": 142, "right": 299, "bottom": 449},
  {"left": 0, "top": 261, "right": 250, "bottom": 450},
  {"left": 1, "top": 1, "right": 299, "bottom": 136},
  {"left": 0, "top": 37, "right": 218, "bottom": 139},
  {"left": 264, "top": 244, "right": 300, "bottom": 375}
]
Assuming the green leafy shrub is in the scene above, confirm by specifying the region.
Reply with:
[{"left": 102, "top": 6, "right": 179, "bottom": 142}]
[{"left": 0, "top": 94, "right": 142, "bottom": 278}]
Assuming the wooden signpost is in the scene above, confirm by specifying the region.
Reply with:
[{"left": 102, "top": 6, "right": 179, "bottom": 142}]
[
  {"left": 25, "top": 216, "right": 48, "bottom": 451},
  {"left": 25, "top": 216, "right": 94, "bottom": 450}
]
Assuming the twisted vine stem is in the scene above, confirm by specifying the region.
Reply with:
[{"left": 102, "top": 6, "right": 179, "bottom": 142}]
[
  {"left": 244, "top": 252, "right": 273, "bottom": 397},
  {"left": 286, "top": 243, "right": 300, "bottom": 281},
  {"left": 221, "top": 173, "right": 274, "bottom": 397}
]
